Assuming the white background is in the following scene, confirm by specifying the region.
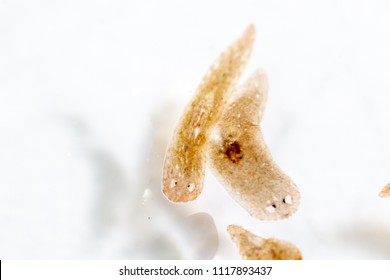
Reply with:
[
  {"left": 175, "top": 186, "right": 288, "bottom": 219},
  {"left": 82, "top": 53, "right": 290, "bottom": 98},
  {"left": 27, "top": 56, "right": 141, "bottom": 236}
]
[{"left": 1, "top": 0, "right": 390, "bottom": 259}]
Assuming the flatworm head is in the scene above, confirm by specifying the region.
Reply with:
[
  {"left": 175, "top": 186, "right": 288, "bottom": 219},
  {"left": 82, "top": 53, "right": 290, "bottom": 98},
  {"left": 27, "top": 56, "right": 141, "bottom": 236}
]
[
  {"left": 162, "top": 25, "right": 255, "bottom": 202},
  {"left": 207, "top": 71, "right": 300, "bottom": 219},
  {"left": 227, "top": 224, "right": 302, "bottom": 260}
]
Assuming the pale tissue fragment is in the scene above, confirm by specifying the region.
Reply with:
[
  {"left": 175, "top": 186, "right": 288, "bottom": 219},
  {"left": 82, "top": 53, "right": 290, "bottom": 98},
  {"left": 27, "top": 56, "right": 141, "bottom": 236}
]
[
  {"left": 227, "top": 225, "right": 302, "bottom": 260},
  {"left": 162, "top": 25, "right": 255, "bottom": 202},
  {"left": 207, "top": 71, "right": 300, "bottom": 220},
  {"left": 379, "top": 183, "right": 390, "bottom": 197}
]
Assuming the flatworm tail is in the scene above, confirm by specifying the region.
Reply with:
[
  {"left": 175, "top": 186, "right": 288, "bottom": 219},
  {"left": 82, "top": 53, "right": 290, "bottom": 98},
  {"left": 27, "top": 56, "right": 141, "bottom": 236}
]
[{"left": 379, "top": 183, "right": 390, "bottom": 197}]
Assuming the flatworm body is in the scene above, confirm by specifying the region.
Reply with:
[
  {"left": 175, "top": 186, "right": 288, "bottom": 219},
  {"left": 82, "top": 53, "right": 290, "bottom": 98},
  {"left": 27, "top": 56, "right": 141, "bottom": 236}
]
[
  {"left": 379, "top": 183, "right": 390, "bottom": 197},
  {"left": 227, "top": 224, "right": 302, "bottom": 260},
  {"left": 207, "top": 71, "right": 300, "bottom": 220},
  {"left": 162, "top": 25, "right": 255, "bottom": 202}
]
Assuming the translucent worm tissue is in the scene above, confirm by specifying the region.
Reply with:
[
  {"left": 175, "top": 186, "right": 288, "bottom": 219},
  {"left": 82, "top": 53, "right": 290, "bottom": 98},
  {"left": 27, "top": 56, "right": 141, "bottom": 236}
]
[
  {"left": 162, "top": 25, "right": 255, "bottom": 202},
  {"left": 227, "top": 225, "right": 302, "bottom": 260},
  {"left": 207, "top": 71, "right": 300, "bottom": 220},
  {"left": 379, "top": 183, "right": 390, "bottom": 198}
]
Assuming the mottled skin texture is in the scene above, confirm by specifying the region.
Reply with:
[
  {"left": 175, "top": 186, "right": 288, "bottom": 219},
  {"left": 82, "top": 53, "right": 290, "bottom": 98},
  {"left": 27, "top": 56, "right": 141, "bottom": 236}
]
[
  {"left": 379, "top": 183, "right": 390, "bottom": 197},
  {"left": 207, "top": 71, "right": 300, "bottom": 220},
  {"left": 227, "top": 225, "right": 302, "bottom": 260},
  {"left": 162, "top": 25, "right": 255, "bottom": 202}
]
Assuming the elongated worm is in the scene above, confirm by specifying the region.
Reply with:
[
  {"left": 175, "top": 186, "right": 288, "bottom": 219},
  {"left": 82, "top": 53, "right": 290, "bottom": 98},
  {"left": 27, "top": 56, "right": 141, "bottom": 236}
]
[
  {"left": 162, "top": 25, "right": 255, "bottom": 202},
  {"left": 227, "top": 224, "right": 302, "bottom": 260},
  {"left": 207, "top": 71, "right": 300, "bottom": 220}
]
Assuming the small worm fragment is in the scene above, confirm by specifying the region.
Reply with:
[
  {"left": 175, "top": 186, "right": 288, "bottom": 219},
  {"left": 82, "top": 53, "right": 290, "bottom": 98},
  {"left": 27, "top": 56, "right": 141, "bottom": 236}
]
[
  {"left": 207, "top": 71, "right": 300, "bottom": 220},
  {"left": 227, "top": 225, "right": 302, "bottom": 260},
  {"left": 162, "top": 25, "right": 255, "bottom": 202},
  {"left": 379, "top": 183, "right": 390, "bottom": 197}
]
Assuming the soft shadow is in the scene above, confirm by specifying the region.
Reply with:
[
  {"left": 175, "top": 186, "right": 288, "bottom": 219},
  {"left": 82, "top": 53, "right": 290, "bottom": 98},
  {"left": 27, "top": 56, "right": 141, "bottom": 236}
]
[
  {"left": 178, "top": 212, "right": 219, "bottom": 259},
  {"left": 141, "top": 212, "right": 218, "bottom": 260},
  {"left": 334, "top": 220, "right": 390, "bottom": 259},
  {"left": 59, "top": 116, "right": 140, "bottom": 258},
  {"left": 59, "top": 101, "right": 219, "bottom": 259}
]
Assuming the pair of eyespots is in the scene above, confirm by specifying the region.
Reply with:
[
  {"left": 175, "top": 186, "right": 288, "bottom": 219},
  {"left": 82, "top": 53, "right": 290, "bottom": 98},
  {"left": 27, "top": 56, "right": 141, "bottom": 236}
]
[
  {"left": 169, "top": 179, "right": 195, "bottom": 192},
  {"left": 266, "top": 195, "right": 293, "bottom": 213}
]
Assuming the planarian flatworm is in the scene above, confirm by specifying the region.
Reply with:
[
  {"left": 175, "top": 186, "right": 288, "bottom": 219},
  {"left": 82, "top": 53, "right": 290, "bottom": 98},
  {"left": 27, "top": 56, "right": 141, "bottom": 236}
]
[
  {"left": 162, "top": 25, "right": 255, "bottom": 202},
  {"left": 227, "top": 224, "right": 302, "bottom": 260},
  {"left": 207, "top": 71, "right": 300, "bottom": 220}
]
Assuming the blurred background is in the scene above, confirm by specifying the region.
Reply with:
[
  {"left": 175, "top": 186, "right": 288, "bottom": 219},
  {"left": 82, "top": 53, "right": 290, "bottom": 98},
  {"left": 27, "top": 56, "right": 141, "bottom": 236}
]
[{"left": 1, "top": 0, "right": 390, "bottom": 259}]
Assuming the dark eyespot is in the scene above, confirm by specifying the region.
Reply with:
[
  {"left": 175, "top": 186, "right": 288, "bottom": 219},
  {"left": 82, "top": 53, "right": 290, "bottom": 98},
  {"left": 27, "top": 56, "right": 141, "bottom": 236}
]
[
  {"left": 282, "top": 195, "right": 292, "bottom": 204},
  {"left": 187, "top": 183, "right": 195, "bottom": 192},
  {"left": 169, "top": 179, "right": 177, "bottom": 188},
  {"left": 271, "top": 204, "right": 276, "bottom": 208}
]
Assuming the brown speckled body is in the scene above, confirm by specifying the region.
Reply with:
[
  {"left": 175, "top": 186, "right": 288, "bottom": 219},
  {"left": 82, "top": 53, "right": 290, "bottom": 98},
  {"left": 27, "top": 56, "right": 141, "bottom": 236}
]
[
  {"left": 227, "top": 225, "right": 302, "bottom": 260},
  {"left": 207, "top": 71, "right": 300, "bottom": 220},
  {"left": 379, "top": 183, "right": 390, "bottom": 197},
  {"left": 162, "top": 26, "right": 255, "bottom": 202}
]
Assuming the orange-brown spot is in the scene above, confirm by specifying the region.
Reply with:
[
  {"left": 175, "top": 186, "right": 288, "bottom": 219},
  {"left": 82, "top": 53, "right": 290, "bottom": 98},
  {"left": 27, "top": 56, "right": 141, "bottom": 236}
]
[{"left": 225, "top": 140, "right": 243, "bottom": 163}]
